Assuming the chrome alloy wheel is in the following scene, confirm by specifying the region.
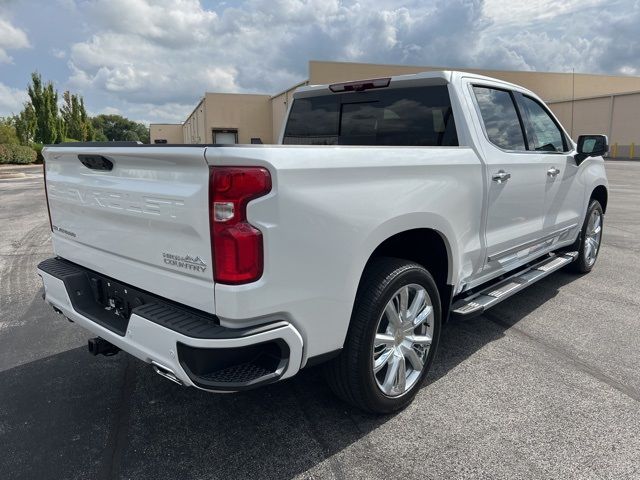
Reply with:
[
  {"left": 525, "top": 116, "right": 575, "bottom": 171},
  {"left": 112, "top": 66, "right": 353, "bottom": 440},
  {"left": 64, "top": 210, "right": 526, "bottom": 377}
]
[
  {"left": 372, "top": 284, "right": 434, "bottom": 397},
  {"left": 584, "top": 208, "right": 603, "bottom": 267}
]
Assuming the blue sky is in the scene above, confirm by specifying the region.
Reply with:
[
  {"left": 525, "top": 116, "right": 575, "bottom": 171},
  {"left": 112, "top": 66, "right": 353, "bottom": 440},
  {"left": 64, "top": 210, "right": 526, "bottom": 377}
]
[{"left": 0, "top": 0, "right": 637, "bottom": 124}]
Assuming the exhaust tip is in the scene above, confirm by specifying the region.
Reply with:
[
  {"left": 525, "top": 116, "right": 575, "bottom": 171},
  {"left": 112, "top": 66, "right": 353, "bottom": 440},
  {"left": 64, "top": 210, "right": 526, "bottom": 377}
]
[{"left": 151, "top": 361, "right": 183, "bottom": 385}]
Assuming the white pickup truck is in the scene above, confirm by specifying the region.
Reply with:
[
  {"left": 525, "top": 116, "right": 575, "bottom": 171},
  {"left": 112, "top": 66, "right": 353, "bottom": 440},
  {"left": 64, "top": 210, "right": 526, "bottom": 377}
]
[{"left": 38, "top": 71, "right": 608, "bottom": 413}]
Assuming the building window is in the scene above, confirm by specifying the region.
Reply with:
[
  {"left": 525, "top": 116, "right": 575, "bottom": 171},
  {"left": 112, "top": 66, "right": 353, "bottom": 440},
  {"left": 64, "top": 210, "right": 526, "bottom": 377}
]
[{"left": 213, "top": 129, "right": 238, "bottom": 144}]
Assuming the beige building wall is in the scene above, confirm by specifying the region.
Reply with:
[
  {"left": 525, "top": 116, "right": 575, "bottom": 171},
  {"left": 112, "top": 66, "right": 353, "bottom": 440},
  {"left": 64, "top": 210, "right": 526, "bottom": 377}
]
[
  {"left": 547, "top": 97, "right": 612, "bottom": 139},
  {"left": 547, "top": 92, "right": 640, "bottom": 157},
  {"left": 183, "top": 99, "right": 206, "bottom": 143},
  {"left": 572, "top": 97, "right": 613, "bottom": 139},
  {"left": 149, "top": 124, "right": 183, "bottom": 144},
  {"left": 271, "top": 81, "right": 307, "bottom": 142},
  {"left": 611, "top": 93, "right": 640, "bottom": 145},
  {"left": 201, "top": 93, "right": 272, "bottom": 144},
  {"left": 166, "top": 60, "right": 640, "bottom": 157},
  {"left": 308, "top": 60, "right": 640, "bottom": 103}
]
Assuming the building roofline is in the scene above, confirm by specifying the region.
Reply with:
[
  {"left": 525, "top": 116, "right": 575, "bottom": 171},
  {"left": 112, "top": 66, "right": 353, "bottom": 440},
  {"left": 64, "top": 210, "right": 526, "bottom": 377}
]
[
  {"left": 270, "top": 80, "right": 309, "bottom": 99},
  {"left": 203, "top": 91, "right": 271, "bottom": 97},
  {"left": 546, "top": 88, "right": 640, "bottom": 104},
  {"left": 184, "top": 97, "right": 205, "bottom": 123},
  {"left": 308, "top": 59, "right": 640, "bottom": 80}
]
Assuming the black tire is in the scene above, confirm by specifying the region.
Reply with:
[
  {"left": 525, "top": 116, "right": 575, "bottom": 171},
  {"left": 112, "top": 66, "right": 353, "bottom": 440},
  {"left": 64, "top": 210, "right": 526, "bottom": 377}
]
[
  {"left": 324, "top": 257, "right": 441, "bottom": 414},
  {"left": 568, "top": 199, "right": 604, "bottom": 274}
]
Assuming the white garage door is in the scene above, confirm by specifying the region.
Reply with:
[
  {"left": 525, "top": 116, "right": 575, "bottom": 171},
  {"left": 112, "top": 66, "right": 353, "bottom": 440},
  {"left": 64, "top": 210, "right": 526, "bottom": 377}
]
[{"left": 214, "top": 131, "right": 237, "bottom": 144}]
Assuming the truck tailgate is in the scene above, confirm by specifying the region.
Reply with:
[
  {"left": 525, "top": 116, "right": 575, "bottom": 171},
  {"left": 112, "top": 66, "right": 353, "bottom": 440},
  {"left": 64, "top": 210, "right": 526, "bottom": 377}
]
[{"left": 43, "top": 146, "right": 215, "bottom": 313}]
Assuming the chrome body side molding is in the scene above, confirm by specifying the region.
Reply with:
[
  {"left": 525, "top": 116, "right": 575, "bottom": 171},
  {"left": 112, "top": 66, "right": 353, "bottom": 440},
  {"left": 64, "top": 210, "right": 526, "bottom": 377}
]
[{"left": 487, "top": 224, "right": 578, "bottom": 263}]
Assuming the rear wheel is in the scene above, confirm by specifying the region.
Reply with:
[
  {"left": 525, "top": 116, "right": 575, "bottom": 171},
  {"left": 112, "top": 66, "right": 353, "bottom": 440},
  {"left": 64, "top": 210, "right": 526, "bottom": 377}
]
[
  {"left": 325, "top": 258, "right": 441, "bottom": 413},
  {"left": 568, "top": 199, "right": 603, "bottom": 273}
]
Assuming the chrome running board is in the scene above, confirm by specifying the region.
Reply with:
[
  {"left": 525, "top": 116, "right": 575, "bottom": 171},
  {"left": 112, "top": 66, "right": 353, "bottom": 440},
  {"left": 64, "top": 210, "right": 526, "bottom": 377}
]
[{"left": 451, "top": 251, "right": 578, "bottom": 319}]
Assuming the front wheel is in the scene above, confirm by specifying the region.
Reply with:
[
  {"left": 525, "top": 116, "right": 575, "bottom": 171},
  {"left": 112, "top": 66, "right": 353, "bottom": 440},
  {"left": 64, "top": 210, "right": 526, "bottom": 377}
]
[
  {"left": 325, "top": 258, "right": 441, "bottom": 413},
  {"left": 568, "top": 199, "right": 604, "bottom": 273}
]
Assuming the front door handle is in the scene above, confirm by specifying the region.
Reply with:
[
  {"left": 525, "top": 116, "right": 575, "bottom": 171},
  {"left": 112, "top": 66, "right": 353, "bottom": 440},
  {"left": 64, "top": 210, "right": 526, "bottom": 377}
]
[
  {"left": 547, "top": 167, "right": 560, "bottom": 177},
  {"left": 492, "top": 170, "right": 511, "bottom": 183}
]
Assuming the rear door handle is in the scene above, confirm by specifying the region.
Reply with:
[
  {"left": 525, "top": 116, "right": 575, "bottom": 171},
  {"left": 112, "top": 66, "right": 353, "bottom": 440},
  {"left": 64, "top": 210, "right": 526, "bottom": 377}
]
[
  {"left": 547, "top": 167, "right": 560, "bottom": 177},
  {"left": 492, "top": 170, "right": 511, "bottom": 183}
]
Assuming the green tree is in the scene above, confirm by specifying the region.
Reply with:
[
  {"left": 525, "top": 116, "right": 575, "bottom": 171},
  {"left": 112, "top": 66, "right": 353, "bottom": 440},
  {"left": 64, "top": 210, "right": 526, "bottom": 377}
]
[
  {"left": 13, "top": 103, "right": 36, "bottom": 145},
  {"left": 92, "top": 114, "right": 149, "bottom": 143},
  {"left": 81, "top": 98, "right": 95, "bottom": 140},
  {"left": 27, "top": 72, "right": 60, "bottom": 144},
  {"left": 61, "top": 91, "right": 94, "bottom": 141},
  {"left": 0, "top": 117, "right": 20, "bottom": 144},
  {"left": 93, "top": 129, "right": 108, "bottom": 142}
]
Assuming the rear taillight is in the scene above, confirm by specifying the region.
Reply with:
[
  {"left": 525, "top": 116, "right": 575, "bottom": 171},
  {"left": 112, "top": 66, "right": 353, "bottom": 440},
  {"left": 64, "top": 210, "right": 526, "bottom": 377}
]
[
  {"left": 209, "top": 166, "right": 271, "bottom": 284},
  {"left": 43, "top": 159, "right": 53, "bottom": 231}
]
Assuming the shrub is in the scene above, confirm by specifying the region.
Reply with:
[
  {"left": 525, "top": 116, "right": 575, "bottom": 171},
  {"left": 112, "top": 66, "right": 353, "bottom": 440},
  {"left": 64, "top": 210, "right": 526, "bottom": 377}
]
[
  {"left": 0, "top": 119, "right": 20, "bottom": 145},
  {"left": 32, "top": 143, "right": 44, "bottom": 163},
  {"left": 0, "top": 144, "right": 12, "bottom": 164},
  {"left": 0, "top": 144, "right": 38, "bottom": 164},
  {"left": 11, "top": 145, "right": 37, "bottom": 164}
]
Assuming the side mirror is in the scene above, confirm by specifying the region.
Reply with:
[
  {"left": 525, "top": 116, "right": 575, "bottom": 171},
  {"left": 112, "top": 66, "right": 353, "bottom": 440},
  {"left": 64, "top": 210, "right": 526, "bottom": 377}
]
[{"left": 575, "top": 134, "right": 608, "bottom": 164}]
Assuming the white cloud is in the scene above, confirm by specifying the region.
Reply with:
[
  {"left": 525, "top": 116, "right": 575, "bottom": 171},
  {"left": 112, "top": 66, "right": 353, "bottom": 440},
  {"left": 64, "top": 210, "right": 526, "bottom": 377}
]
[
  {"left": 102, "top": 106, "right": 121, "bottom": 115},
  {"left": 51, "top": 48, "right": 66, "bottom": 59},
  {"left": 126, "top": 101, "right": 199, "bottom": 124},
  {"left": 4, "top": 0, "right": 639, "bottom": 124},
  {"left": 0, "top": 16, "right": 30, "bottom": 63},
  {"left": 483, "top": 0, "right": 606, "bottom": 27},
  {"left": 0, "top": 82, "right": 28, "bottom": 116}
]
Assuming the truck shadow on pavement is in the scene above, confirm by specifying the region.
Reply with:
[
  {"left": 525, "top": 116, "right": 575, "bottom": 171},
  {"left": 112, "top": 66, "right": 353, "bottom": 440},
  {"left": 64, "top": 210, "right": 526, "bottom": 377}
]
[{"left": 0, "top": 271, "right": 580, "bottom": 480}]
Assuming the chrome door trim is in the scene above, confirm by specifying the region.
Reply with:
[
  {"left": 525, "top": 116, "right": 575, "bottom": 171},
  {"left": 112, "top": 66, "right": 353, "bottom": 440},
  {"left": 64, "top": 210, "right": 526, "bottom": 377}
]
[{"left": 487, "top": 223, "right": 578, "bottom": 262}]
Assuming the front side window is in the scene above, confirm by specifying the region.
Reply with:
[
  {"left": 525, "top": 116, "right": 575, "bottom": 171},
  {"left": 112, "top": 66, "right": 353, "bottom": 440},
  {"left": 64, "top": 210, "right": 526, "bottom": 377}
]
[
  {"left": 283, "top": 85, "right": 458, "bottom": 146},
  {"left": 518, "top": 95, "right": 567, "bottom": 152},
  {"left": 473, "top": 86, "right": 526, "bottom": 151}
]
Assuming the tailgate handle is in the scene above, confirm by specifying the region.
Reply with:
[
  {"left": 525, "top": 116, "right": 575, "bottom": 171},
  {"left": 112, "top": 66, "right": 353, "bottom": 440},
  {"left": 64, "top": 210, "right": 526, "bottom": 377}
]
[{"left": 79, "top": 155, "right": 113, "bottom": 171}]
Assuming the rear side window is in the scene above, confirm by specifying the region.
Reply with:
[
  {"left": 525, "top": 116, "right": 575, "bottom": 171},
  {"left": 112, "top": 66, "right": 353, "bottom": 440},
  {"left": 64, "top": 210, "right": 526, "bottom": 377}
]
[
  {"left": 518, "top": 95, "right": 567, "bottom": 152},
  {"left": 283, "top": 86, "right": 458, "bottom": 146},
  {"left": 473, "top": 86, "right": 526, "bottom": 151}
]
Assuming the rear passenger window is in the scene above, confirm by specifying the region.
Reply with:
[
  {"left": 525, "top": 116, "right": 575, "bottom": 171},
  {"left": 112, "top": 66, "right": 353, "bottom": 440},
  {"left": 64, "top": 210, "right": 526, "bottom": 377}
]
[
  {"left": 283, "top": 86, "right": 458, "bottom": 146},
  {"left": 473, "top": 86, "right": 526, "bottom": 151},
  {"left": 518, "top": 95, "right": 567, "bottom": 152}
]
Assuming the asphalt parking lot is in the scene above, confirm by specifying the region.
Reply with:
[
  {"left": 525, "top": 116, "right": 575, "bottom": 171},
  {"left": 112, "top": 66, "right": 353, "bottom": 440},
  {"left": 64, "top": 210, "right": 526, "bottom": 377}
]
[{"left": 1, "top": 161, "right": 639, "bottom": 480}]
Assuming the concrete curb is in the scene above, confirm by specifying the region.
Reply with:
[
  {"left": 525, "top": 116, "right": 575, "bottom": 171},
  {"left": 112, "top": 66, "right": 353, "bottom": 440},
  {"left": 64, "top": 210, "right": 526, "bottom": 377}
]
[
  {"left": 0, "top": 163, "right": 42, "bottom": 170},
  {"left": 0, "top": 172, "right": 27, "bottom": 179}
]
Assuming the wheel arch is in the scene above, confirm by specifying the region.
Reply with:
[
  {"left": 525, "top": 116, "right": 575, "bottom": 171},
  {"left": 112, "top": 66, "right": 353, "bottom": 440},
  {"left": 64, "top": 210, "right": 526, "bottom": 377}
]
[
  {"left": 354, "top": 227, "right": 455, "bottom": 323},
  {"left": 590, "top": 184, "right": 608, "bottom": 214}
]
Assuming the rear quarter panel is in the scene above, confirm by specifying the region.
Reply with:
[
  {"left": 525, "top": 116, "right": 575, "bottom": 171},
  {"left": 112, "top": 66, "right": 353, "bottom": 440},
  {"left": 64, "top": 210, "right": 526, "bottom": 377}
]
[{"left": 206, "top": 145, "right": 483, "bottom": 361}]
